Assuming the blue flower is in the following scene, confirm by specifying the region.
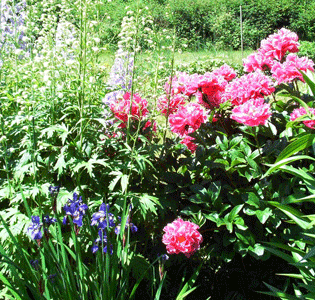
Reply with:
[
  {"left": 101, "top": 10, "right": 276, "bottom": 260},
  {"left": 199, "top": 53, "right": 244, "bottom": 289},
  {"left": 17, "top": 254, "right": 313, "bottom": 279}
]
[
  {"left": 63, "top": 193, "right": 88, "bottom": 227},
  {"left": 114, "top": 215, "right": 138, "bottom": 235},
  {"left": 91, "top": 229, "right": 113, "bottom": 254},
  {"left": 91, "top": 203, "right": 115, "bottom": 229},
  {"left": 49, "top": 185, "right": 60, "bottom": 197},
  {"left": 42, "top": 215, "right": 57, "bottom": 226},
  {"left": 27, "top": 216, "right": 43, "bottom": 240}
]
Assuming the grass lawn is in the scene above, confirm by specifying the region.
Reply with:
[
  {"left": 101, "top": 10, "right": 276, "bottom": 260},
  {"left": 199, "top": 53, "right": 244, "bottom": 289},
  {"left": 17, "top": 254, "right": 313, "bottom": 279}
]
[{"left": 174, "top": 49, "right": 254, "bottom": 66}]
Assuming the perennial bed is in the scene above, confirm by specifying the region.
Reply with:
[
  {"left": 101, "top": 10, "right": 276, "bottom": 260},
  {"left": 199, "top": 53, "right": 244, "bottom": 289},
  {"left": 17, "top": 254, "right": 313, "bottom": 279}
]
[{"left": 1, "top": 2, "right": 315, "bottom": 299}]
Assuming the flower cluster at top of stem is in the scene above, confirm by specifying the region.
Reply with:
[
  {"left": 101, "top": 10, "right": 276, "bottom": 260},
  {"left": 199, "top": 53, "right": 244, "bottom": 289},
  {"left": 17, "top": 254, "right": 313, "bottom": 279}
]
[{"left": 0, "top": 0, "right": 29, "bottom": 65}]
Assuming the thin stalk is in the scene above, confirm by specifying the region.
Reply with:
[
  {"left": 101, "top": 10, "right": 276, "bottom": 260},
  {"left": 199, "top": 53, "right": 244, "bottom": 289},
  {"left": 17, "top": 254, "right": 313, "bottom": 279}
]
[
  {"left": 163, "top": 26, "right": 176, "bottom": 144},
  {"left": 0, "top": 105, "right": 12, "bottom": 198},
  {"left": 126, "top": 10, "right": 140, "bottom": 146}
]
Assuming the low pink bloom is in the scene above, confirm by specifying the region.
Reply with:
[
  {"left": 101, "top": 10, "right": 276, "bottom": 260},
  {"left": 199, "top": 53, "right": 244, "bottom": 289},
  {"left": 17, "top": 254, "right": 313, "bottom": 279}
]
[
  {"left": 197, "top": 73, "right": 227, "bottom": 108},
  {"left": 212, "top": 64, "right": 237, "bottom": 81},
  {"left": 169, "top": 103, "right": 208, "bottom": 137},
  {"left": 110, "top": 92, "right": 148, "bottom": 126},
  {"left": 180, "top": 135, "right": 197, "bottom": 153},
  {"left": 231, "top": 98, "right": 271, "bottom": 126},
  {"left": 222, "top": 71, "right": 275, "bottom": 106},
  {"left": 259, "top": 28, "right": 299, "bottom": 61},
  {"left": 162, "top": 218, "right": 203, "bottom": 258},
  {"left": 243, "top": 52, "right": 274, "bottom": 73},
  {"left": 271, "top": 53, "right": 314, "bottom": 84},
  {"left": 157, "top": 94, "right": 186, "bottom": 116},
  {"left": 164, "top": 72, "right": 198, "bottom": 97},
  {"left": 290, "top": 107, "right": 315, "bottom": 129}
]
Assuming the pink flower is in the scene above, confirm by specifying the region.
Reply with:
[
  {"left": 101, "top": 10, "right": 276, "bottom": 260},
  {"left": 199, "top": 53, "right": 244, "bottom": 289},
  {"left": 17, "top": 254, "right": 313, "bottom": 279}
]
[
  {"left": 212, "top": 64, "right": 237, "bottom": 81},
  {"left": 231, "top": 98, "right": 272, "bottom": 126},
  {"left": 259, "top": 28, "right": 299, "bottom": 61},
  {"left": 180, "top": 135, "right": 197, "bottom": 153},
  {"left": 197, "top": 73, "right": 227, "bottom": 108},
  {"left": 222, "top": 71, "right": 275, "bottom": 106},
  {"left": 290, "top": 107, "right": 315, "bottom": 129},
  {"left": 164, "top": 72, "right": 197, "bottom": 97},
  {"left": 162, "top": 218, "right": 203, "bottom": 258},
  {"left": 271, "top": 54, "right": 314, "bottom": 84},
  {"left": 169, "top": 103, "right": 208, "bottom": 137},
  {"left": 157, "top": 94, "right": 187, "bottom": 116},
  {"left": 110, "top": 92, "right": 148, "bottom": 126},
  {"left": 243, "top": 52, "right": 274, "bottom": 73}
]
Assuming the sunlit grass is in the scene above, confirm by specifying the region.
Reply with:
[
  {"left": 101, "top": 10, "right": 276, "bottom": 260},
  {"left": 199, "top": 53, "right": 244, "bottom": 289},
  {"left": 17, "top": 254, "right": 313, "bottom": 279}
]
[{"left": 174, "top": 49, "right": 254, "bottom": 66}]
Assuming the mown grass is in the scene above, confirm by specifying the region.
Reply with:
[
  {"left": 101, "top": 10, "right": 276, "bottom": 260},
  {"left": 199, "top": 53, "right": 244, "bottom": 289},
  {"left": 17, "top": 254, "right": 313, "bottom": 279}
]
[{"left": 174, "top": 49, "right": 254, "bottom": 66}]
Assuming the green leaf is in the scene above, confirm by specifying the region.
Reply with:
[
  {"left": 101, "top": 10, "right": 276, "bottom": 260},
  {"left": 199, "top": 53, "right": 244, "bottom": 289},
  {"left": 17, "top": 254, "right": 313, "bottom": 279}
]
[
  {"left": 263, "top": 155, "right": 315, "bottom": 178},
  {"left": 279, "top": 165, "right": 315, "bottom": 194},
  {"left": 227, "top": 204, "right": 244, "bottom": 223},
  {"left": 301, "top": 70, "right": 315, "bottom": 96},
  {"left": 121, "top": 174, "right": 128, "bottom": 193},
  {"left": 268, "top": 202, "right": 312, "bottom": 229},
  {"left": 276, "top": 133, "right": 315, "bottom": 163}
]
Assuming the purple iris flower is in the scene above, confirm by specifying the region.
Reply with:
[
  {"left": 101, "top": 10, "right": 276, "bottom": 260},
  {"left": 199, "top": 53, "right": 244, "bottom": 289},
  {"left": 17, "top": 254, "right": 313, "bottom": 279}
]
[
  {"left": 91, "top": 229, "right": 113, "bottom": 254},
  {"left": 27, "top": 216, "right": 43, "bottom": 240},
  {"left": 43, "top": 215, "right": 57, "bottom": 226},
  {"left": 63, "top": 193, "right": 88, "bottom": 227},
  {"left": 114, "top": 215, "right": 138, "bottom": 235},
  {"left": 91, "top": 203, "right": 115, "bottom": 229}
]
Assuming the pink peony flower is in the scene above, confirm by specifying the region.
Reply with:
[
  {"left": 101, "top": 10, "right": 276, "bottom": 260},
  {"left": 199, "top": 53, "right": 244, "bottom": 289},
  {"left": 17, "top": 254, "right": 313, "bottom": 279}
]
[
  {"left": 259, "top": 28, "right": 299, "bottom": 61},
  {"left": 180, "top": 135, "right": 197, "bottom": 153},
  {"left": 197, "top": 72, "right": 227, "bottom": 108},
  {"left": 243, "top": 52, "right": 274, "bottom": 73},
  {"left": 222, "top": 71, "right": 275, "bottom": 106},
  {"left": 157, "top": 94, "right": 187, "bottom": 116},
  {"left": 271, "top": 53, "right": 314, "bottom": 84},
  {"left": 231, "top": 98, "right": 272, "bottom": 126},
  {"left": 162, "top": 218, "right": 203, "bottom": 258},
  {"left": 164, "top": 72, "right": 198, "bottom": 97},
  {"left": 169, "top": 103, "right": 208, "bottom": 137},
  {"left": 212, "top": 64, "right": 237, "bottom": 81},
  {"left": 110, "top": 92, "right": 148, "bottom": 126},
  {"left": 290, "top": 107, "right": 315, "bottom": 129}
]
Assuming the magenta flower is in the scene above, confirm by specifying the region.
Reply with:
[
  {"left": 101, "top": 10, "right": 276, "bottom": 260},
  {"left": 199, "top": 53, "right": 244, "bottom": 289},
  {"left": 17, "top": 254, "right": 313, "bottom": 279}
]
[
  {"left": 197, "top": 72, "right": 227, "bottom": 108},
  {"left": 222, "top": 71, "right": 275, "bottom": 106},
  {"left": 259, "top": 28, "right": 299, "bottom": 61},
  {"left": 271, "top": 54, "right": 314, "bottom": 84},
  {"left": 169, "top": 103, "right": 207, "bottom": 137},
  {"left": 212, "top": 64, "right": 237, "bottom": 82},
  {"left": 290, "top": 107, "right": 315, "bottom": 129},
  {"left": 231, "top": 98, "right": 272, "bottom": 126},
  {"left": 162, "top": 218, "right": 203, "bottom": 258},
  {"left": 243, "top": 52, "right": 274, "bottom": 73},
  {"left": 157, "top": 94, "right": 186, "bottom": 116},
  {"left": 110, "top": 92, "right": 148, "bottom": 127}
]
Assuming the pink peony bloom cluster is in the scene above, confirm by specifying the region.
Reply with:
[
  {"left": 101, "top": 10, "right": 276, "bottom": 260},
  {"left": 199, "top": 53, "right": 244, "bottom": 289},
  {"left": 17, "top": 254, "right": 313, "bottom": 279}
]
[
  {"left": 110, "top": 92, "right": 148, "bottom": 127},
  {"left": 243, "top": 52, "right": 273, "bottom": 73},
  {"left": 162, "top": 218, "right": 203, "bottom": 258},
  {"left": 271, "top": 54, "right": 314, "bottom": 84},
  {"left": 222, "top": 71, "right": 275, "bottom": 106},
  {"left": 198, "top": 72, "right": 228, "bottom": 108},
  {"left": 157, "top": 94, "right": 187, "bottom": 116},
  {"left": 231, "top": 98, "right": 272, "bottom": 126},
  {"left": 212, "top": 63, "right": 237, "bottom": 82},
  {"left": 169, "top": 102, "right": 208, "bottom": 137},
  {"left": 243, "top": 28, "right": 314, "bottom": 85},
  {"left": 290, "top": 107, "right": 315, "bottom": 129},
  {"left": 259, "top": 28, "right": 299, "bottom": 61}
]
